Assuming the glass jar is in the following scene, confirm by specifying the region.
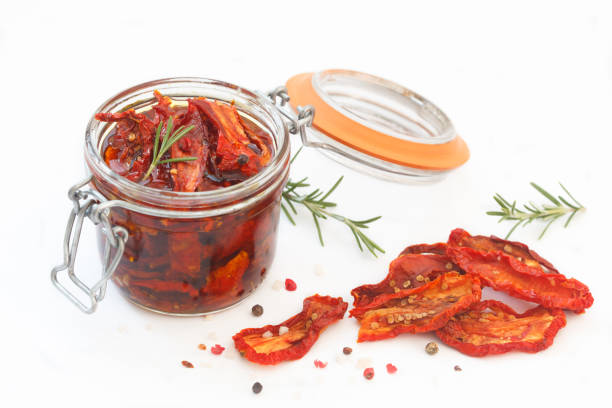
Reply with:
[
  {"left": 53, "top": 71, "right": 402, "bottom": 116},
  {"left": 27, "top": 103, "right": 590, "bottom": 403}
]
[
  {"left": 52, "top": 70, "right": 468, "bottom": 315},
  {"left": 54, "top": 78, "right": 290, "bottom": 315}
]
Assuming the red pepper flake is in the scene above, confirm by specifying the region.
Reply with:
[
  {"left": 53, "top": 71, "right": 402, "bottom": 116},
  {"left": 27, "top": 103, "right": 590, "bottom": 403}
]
[
  {"left": 386, "top": 363, "right": 397, "bottom": 374},
  {"left": 314, "top": 359, "right": 328, "bottom": 368},
  {"left": 211, "top": 344, "right": 225, "bottom": 355},
  {"left": 285, "top": 278, "right": 297, "bottom": 291},
  {"left": 198, "top": 344, "right": 207, "bottom": 350},
  {"left": 363, "top": 367, "right": 375, "bottom": 380},
  {"left": 181, "top": 360, "right": 194, "bottom": 368}
]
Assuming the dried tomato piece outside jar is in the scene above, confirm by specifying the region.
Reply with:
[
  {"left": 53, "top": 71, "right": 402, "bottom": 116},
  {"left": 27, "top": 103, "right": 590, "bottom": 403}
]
[
  {"left": 233, "top": 295, "right": 348, "bottom": 365},
  {"left": 446, "top": 229, "right": 593, "bottom": 312}
]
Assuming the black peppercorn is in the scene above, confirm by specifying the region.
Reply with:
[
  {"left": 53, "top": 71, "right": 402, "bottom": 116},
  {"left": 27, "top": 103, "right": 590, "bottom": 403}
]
[
  {"left": 251, "top": 304, "right": 264, "bottom": 317},
  {"left": 252, "top": 382, "right": 263, "bottom": 394},
  {"left": 237, "top": 154, "right": 249, "bottom": 165}
]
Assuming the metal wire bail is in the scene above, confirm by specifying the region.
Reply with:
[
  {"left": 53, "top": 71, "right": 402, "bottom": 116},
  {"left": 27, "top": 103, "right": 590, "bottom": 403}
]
[
  {"left": 50, "top": 176, "right": 128, "bottom": 314},
  {"left": 266, "top": 86, "right": 315, "bottom": 145}
]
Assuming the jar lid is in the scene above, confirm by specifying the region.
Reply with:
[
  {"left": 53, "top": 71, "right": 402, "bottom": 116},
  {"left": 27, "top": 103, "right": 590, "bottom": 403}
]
[{"left": 285, "top": 69, "right": 469, "bottom": 181}]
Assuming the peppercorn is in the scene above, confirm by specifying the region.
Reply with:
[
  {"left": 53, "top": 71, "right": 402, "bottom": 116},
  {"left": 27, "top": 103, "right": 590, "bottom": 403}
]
[
  {"left": 181, "top": 360, "right": 194, "bottom": 368},
  {"left": 342, "top": 346, "right": 352, "bottom": 355},
  {"left": 425, "top": 341, "right": 439, "bottom": 355},
  {"left": 314, "top": 359, "right": 327, "bottom": 368},
  {"left": 251, "top": 304, "right": 263, "bottom": 317},
  {"left": 285, "top": 278, "right": 297, "bottom": 291},
  {"left": 197, "top": 344, "right": 207, "bottom": 350},
  {"left": 252, "top": 382, "right": 263, "bottom": 394},
  {"left": 211, "top": 344, "right": 225, "bottom": 355},
  {"left": 363, "top": 367, "right": 375, "bottom": 380},
  {"left": 454, "top": 365, "right": 462, "bottom": 372},
  {"left": 237, "top": 154, "right": 249, "bottom": 165}
]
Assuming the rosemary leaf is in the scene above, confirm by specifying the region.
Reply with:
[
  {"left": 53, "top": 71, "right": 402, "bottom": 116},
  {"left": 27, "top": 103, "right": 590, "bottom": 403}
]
[
  {"left": 141, "top": 118, "right": 195, "bottom": 182},
  {"left": 159, "top": 157, "right": 198, "bottom": 164},
  {"left": 281, "top": 164, "right": 384, "bottom": 257},
  {"left": 488, "top": 182, "right": 585, "bottom": 239}
]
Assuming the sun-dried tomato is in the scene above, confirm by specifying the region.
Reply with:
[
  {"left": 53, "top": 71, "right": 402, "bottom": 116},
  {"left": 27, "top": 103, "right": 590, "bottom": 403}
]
[
  {"left": 447, "top": 229, "right": 593, "bottom": 312},
  {"left": 399, "top": 242, "right": 449, "bottom": 256},
  {"left": 232, "top": 295, "right": 348, "bottom": 365},
  {"left": 351, "top": 252, "right": 459, "bottom": 307},
  {"left": 170, "top": 101, "right": 210, "bottom": 192},
  {"left": 350, "top": 272, "right": 481, "bottom": 342},
  {"left": 203, "top": 251, "right": 249, "bottom": 296},
  {"left": 191, "top": 98, "right": 269, "bottom": 180},
  {"left": 128, "top": 279, "right": 200, "bottom": 298},
  {"left": 95, "top": 109, "right": 156, "bottom": 182},
  {"left": 436, "top": 300, "right": 567, "bottom": 357},
  {"left": 448, "top": 228, "right": 558, "bottom": 273}
]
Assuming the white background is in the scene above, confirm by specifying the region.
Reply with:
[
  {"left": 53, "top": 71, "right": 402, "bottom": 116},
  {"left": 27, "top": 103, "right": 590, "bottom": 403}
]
[{"left": 1, "top": 1, "right": 611, "bottom": 407}]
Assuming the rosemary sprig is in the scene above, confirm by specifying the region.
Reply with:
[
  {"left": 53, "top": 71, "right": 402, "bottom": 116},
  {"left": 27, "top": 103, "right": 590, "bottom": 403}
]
[
  {"left": 281, "top": 149, "right": 384, "bottom": 257},
  {"left": 487, "top": 182, "right": 585, "bottom": 239},
  {"left": 141, "top": 117, "right": 197, "bottom": 181}
]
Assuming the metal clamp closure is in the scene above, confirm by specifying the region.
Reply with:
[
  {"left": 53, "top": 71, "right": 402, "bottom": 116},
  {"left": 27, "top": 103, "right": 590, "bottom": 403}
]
[
  {"left": 268, "top": 86, "right": 315, "bottom": 144},
  {"left": 51, "top": 176, "right": 128, "bottom": 314}
]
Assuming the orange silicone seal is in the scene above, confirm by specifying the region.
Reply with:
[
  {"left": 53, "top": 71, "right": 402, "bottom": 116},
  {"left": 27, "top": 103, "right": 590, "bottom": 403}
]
[{"left": 286, "top": 71, "right": 469, "bottom": 171}]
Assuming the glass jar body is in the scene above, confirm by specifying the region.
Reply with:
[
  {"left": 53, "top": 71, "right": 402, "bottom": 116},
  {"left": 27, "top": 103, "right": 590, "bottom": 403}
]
[
  {"left": 84, "top": 78, "right": 290, "bottom": 315},
  {"left": 94, "top": 180, "right": 283, "bottom": 315}
]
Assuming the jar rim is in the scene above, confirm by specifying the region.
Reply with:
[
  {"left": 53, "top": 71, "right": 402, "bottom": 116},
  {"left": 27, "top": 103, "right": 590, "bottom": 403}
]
[{"left": 85, "top": 77, "right": 290, "bottom": 211}]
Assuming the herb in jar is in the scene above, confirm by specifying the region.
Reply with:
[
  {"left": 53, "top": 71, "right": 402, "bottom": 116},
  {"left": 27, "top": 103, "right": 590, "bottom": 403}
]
[{"left": 142, "top": 117, "right": 197, "bottom": 181}]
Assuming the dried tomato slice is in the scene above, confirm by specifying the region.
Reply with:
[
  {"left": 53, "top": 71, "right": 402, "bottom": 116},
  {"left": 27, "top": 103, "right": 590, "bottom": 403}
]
[
  {"left": 448, "top": 228, "right": 558, "bottom": 273},
  {"left": 170, "top": 101, "right": 210, "bottom": 192},
  {"left": 192, "top": 99, "right": 269, "bottom": 179},
  {"left": 436, "top": 300, "right": 567, "bottom": 357},
  {"left": 129, "top": 279, "right": 199, "bottom": 298},
  {"left": 233, "top": 295, "right": 348, "bottom": 365},
  {"left": 447, "top": 229, "right": 593, "bottom": 312},
  {"left": 399, "top": 242, "right": 449, "bottom": 256},
  {"left": 204, "top": 250, "right": 249, "bottom": 295},
  {"left": 351, "top": 253, "right": 458, "bottom": 308},
  {"left": 95, "top": 109, "right": 156, "bottom": 182},
  {"left": 350, "top": 272, "right": 481, "bottom": 342}
]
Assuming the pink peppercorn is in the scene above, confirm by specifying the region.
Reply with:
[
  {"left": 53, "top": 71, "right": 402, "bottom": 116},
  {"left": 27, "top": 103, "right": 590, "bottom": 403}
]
[
  {"left": 285, "top": 279, "right": 297, "bottom": 291},
  {"left": 386, "top": 363, "right": 397, "bottom": 374},
  {"left": 211, "top": 344, "right": 225, "bottom": 355},
  {"left": 314, "top": 359, "right": 327, "bottom": 368},
  {"left": 363, "top": 367, "right": 374, "bottom": 380}
]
